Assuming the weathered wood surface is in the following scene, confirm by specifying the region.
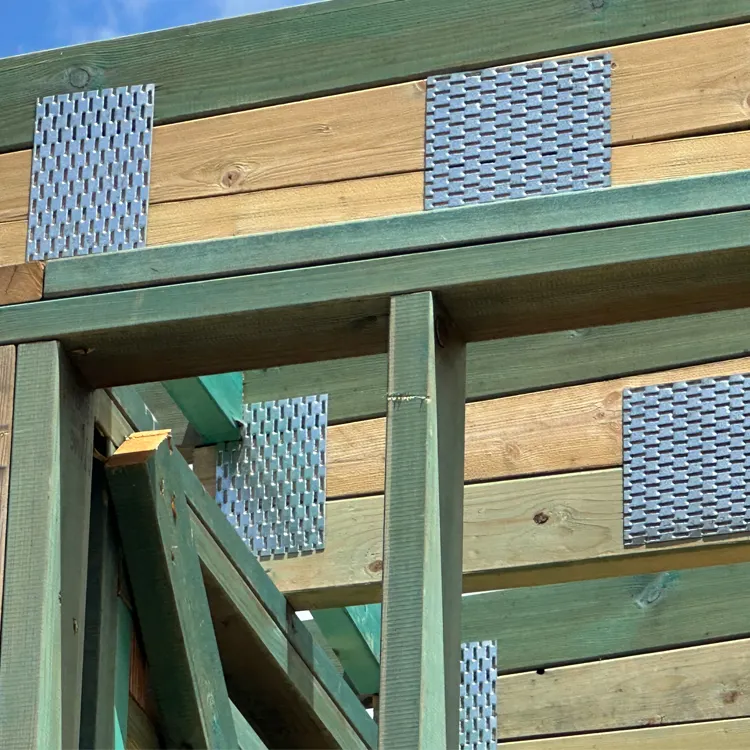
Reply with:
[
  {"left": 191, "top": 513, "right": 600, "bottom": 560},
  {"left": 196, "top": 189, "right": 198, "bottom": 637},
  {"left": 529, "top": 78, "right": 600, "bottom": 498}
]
[
  {"left": 503, "top": 718, "right": 750, "bottom": 748},
  {"left": 0, "top": 347, "right": 14, "bottom": 632},
  {"left": 326, "top": 356, "right": 750, "bottom": 497},
  {"left": 2, "top": 0, "right": 748, "bottom": 151},
  {"left": 378, "top": 293, "right": 466, "bottom": 749},
  {"left": 5, "top": 207, "right": 750, "bottom": 386},
  {"left": 0, "top": 263, "right": 44, "bottom": 305},
  {"left": 106, "top": 433, "right": 238, "bottom": 749},
  {"left": 265, "top": 468, "right": 750, "bottom": 609}
]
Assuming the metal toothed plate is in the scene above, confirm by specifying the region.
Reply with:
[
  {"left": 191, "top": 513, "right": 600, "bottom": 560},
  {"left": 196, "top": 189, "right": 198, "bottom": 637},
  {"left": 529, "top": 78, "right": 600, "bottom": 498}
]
[
  {"left": 27, "top": 84, "right": 154, "bottom": 261},
  {"left": 623, "top": 374, "right": 750, "bottom": 546},
  {"left": 460, "top": 640, "right": 498, "bottom": 750},
  {"left": 425, "top": 54, "right": 611, "bottom": 209},
  {"left": 216, "top": 395, "right": 327, "bottom": 557}
]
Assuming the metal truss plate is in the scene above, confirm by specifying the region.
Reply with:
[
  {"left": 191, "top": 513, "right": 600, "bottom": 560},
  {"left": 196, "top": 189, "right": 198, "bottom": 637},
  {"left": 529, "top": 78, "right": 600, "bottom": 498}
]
[
  {"left": 27, "top": 85, "right": 154, "bottom": 261},
  {"left": 217, "top": 395, "right": 327, "bottom": 558},
  {"left": 425, "top": 54, "right": 611, "bottom": 209},
  {"left": 623, "top": 374, "right": 750, "bottom": 546},
  {"left": 460, "top": 640, "right": 498, "bottom": 750}
]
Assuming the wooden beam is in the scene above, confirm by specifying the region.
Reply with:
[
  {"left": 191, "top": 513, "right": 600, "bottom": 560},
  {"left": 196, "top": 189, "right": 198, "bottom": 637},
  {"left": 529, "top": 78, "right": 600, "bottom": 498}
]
[
  {"left": 43, "top": 169, "right": 750, "bottom": 298},
  {"left": 0, "top": 342, "right": 94, "bottom": 749},
  {"left": 231, "top": 703, "right": 267, "bottom": 750},
  {"left": 5, "top": 207, "right": 750, "bottom": 386},
  {"left": 162, "top": 373, "right": 243, "bottom": 443},
  {"left": 264, "top": 468, "right": 750, "bottom": 609},
  {"left": 105, "top": 432, "right": 238, "bottom": 749},
  {"left": 312, "top": 605, "right": 381, "bottom": 696},
  {"left": 502, "top": 718, "right": 750, "bottom": 748},
  {"left": 0, "top": 346, "right": 14, "bottom": 631},
  {"left": 326, "top": 355, "right": 750, "bottom": 497},
  {"left": 499, "top": 638, "right": 750, "bottom": 740},
  {"left": 379, "top": 292, "right": 466, "bottom": 749},
  {"left": 0, "top": 262, "right": 44, "bottom": 306}
]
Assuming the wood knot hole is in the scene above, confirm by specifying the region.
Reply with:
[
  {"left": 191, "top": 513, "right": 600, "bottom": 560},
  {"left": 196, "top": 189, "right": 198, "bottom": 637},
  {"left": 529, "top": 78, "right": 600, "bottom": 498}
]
[{"left": 533, "top": 511, "right": 549, "bottom": 525}]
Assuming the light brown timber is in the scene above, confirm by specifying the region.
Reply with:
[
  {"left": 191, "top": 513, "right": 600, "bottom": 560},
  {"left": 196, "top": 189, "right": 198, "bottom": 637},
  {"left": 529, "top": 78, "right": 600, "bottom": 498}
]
[
  {"left": 326, "top": 356, "right": 750, "bottom": 498},
  {"left": 499, "top": 639, "right": 750, "bottom": 739},
  {"left": 264, "top": 468, "right": 750, "bottom": 609},
  {"left": 0, "top": 347, "right": 15, "bottom": 631},
  {"left": 502, "top": 718, "right": 750, "bottom": 749},
  {"left": 0, "top": 263, "right": 44, "bottom": 305}
]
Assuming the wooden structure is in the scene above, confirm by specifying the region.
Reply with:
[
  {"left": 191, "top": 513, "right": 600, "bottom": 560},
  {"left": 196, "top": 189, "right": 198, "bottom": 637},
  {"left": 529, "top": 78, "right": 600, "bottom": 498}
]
[{"left": 2, "top": 1, "right": 750, "bottom": 748}]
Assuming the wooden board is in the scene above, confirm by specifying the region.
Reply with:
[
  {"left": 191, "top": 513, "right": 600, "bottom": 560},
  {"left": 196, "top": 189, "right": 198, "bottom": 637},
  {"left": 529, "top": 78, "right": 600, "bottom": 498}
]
[
  {"left": 264, "top": 468, "right": 750, "bottom": 609},
  {"left": 325, "top": 356, "right": 750, "bottom": 498},
  {"left": 0, "top": 263, "right": 44, "bottom": 305},
  {"left": 500, "top": 639, "right": 750, "bottom": 739},
  {"left": 502, "top": 717, "right": 750, "bottom": 749},
  {"left": 0, "top": 347, "right": 14, "bottom": 632}
]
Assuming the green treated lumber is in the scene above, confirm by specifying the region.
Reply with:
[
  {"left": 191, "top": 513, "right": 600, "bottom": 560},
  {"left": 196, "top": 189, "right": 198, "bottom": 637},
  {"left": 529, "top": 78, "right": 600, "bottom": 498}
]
[
  {"left": 0, "top": 342, "right": 94, "bottom": 750},
  {"left": 105, "top": 389, "right": 377, "bottom": 748},
  {"left": 379, "top": 292, "right": 466, "bottom": 749},
  {"left": 312, "top": 605, "right": 382, "bottom": 695},
  {"left": 3, "top": 1, "right": 750, "bottom": 152},
  {"left": 162, "top": 372, "right": 243, "bottom": 442},
  {"left": 106, "top": 436, "right": 238, "bottom": 749},
  {"left": 80, "top": 460, "right": 132, "bottom": 750},
  {"left": 45, "top": 170, "right": 750, "bottom": 297},
  {"left": 6, "top": 208, "right": 750, "bottom": 386},
  {"left": 231, "top": 703, "right": 267, "bottom": 750}
]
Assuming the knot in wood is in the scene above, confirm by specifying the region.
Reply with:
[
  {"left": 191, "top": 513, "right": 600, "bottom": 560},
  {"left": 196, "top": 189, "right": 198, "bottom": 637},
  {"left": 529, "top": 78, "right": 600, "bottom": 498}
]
[{"left": 533, "top": 511, "right": 550, "bottom": 525}]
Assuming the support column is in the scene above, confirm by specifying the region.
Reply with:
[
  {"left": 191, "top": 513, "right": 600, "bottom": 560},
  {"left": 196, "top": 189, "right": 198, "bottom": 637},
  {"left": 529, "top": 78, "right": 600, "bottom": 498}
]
[
  {"left": 378, "top": 292, "right": 466, "bottom": 750},
  {"left": 0, "top": 342, "right": 94, "bottom": 749}
]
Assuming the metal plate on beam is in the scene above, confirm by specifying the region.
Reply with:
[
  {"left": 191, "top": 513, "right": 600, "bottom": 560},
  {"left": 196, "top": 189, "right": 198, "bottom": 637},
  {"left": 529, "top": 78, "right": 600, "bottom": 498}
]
[
  {"left": 217, "top": 395, "right": 327, "bottom": 557},
  {"left": 27, "top": 85, "right": 154, "bottom": 261},
  {"left": 623, "top": 374, "right": 750, "bottom": 546},
  {"left": 425, "top": 54, "right": 611, "bottom": 209},
  {"left": 460, "top": 640, "right": 497, "bottom": 750}
]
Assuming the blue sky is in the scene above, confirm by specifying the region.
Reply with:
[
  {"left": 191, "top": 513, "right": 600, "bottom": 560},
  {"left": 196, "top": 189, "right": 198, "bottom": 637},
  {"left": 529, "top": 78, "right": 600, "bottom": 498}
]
[{"left": 1, "top": 0, "right": 316, "bottom": 58}]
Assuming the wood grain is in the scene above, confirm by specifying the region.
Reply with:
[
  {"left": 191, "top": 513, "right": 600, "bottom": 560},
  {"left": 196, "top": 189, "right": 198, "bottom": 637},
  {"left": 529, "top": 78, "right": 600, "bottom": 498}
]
[
  {"left": 326, "top": 356, "right": 750, "bottom": 498},
  {"left": 0, "top": 263, "right": 43, "bottom": 305},
  {"left": 0, "top": 347, "right": 15, "bottom": 634},
  {"left": 265, "top": 468, "right": 750, "bottom": 609},
  {"left": 501, "top": 718, "right": 750, "bottom": 749},
  {"left": 500, "top": 639, "right": 750, "bottom": 739}
]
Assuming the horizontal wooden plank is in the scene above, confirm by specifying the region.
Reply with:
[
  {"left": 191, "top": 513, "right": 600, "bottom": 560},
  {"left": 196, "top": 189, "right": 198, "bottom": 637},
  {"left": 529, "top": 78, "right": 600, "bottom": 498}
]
[
  {"left": 41, "top": 169, "right": 750, "bottom": 299},
  {"left": 326, "top": 356, "right": 750, "bottom": 497},
  {"left": 3, "top": 207, "right": 750, "bottom": 386},
  {"left": 500, "top": 639, "right": 750, "bottom": 739},
  {"left": 264, "top": 468, "right": 750, "bottom": 609},
  {"left": 0, "top": 263, "right": 43, "bottom": 306},
  {"left": 3, "top": 0, "right": 749, "bottom": 152},
  {"left": 463, "top": 564, "right": 750, "bottom": 671},
  {"left": 502, "top": 718, "right": 750, "bottom": 749}
]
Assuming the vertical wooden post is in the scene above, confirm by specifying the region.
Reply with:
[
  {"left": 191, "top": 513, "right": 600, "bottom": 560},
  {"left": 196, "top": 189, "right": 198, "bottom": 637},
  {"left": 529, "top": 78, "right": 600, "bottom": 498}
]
[
  {"left": 0, "top": 346, "right": 16, "bottom": 632},
  {"left": 0, "top": 342, "right": 94, "bottom": 749},
  {"left": 378, "top": 292, "right": 466, "bottom": 750}
]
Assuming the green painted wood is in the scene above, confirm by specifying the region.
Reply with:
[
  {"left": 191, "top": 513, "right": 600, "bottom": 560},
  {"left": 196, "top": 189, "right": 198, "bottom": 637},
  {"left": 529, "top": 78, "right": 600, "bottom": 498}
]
[
  {"left": 459, "top": 564, "right": 750, "bottom": 673},
  {"left": 45, "top": 170, "right": 750, "bottom": 298},
  {"left": 0, "top": 342, "right": 93, "bottom": 749},
  {"left": 379, "top": 292, "right": 466, "bottom": 749},
  {"left": 231, "top": 703, "right": 267, "bottom": 750},
  {"left": 107, "top": 386, "right": 160, "bottom": 432},
  {"left": 80, "top": 459, "right": 132, "bottom": 750},
  {"left": 163, "top": 372, "right": 243, "bottom": 442},
  {"left": 105, "top": 438, "right": 238, "bottom": 749},
  {"left": 8, "top": 208, "right": 750, "bottom": 387},
  {"left": 245, "top": 303, "right": 750, "bottom": 423},
  {"left": 312, "top": 605, "right": 382, "bottom": 695},
  {"left": 3, "top": 0, "right": 750, "bottom": 152}
]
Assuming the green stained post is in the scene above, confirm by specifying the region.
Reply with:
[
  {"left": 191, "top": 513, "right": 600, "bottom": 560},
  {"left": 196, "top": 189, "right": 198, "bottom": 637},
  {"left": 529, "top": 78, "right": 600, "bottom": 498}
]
[
  {"left": 0, "top": 342, "right": 94, "bottom": 750},
  {"left": 162, "top": 372, "right": 244, "bottom": 443},
  {"left": 379, "top": 292, "right": 466, "bottom": 749},
  {"left": 105, "top": 434, "right": 238, "bottom": 750}
]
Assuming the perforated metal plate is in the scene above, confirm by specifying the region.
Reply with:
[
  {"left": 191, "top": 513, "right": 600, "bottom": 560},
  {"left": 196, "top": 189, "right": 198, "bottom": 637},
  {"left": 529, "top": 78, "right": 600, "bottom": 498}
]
[
  {"left": 623, "top": 374, "right": 750, "bottom": 546},
  {"left": 425, "top": 54, "right": 611, "bottom": 209},
  {"left": 27, "top": 85, "right": 154, "bottom": 261},
  {"left": 460, "top": 640, "right": 498, "bottom": 750},
  {"left": 216, "top": 395, "right": 327, "bottom": 557}
]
